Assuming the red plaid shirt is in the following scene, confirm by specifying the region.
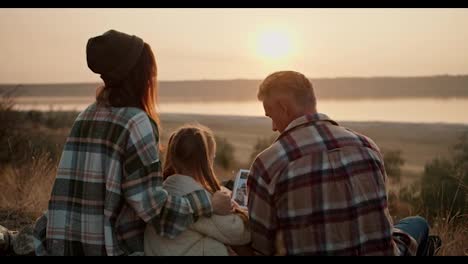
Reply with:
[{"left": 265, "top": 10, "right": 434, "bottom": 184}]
[{"left": 247, "top": 113, "right": 417, "bottom": 256}]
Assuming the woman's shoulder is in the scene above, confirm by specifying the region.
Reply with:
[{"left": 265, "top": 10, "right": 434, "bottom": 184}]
[
  {"left": 78, "top": 103, "right": 147, "bottom": 123},
  {"left": 113, "top": 106, "right": 148, "bottom": 122},
  {"left": 118, "top": 107, "right": 159, "bottom": 135},
  {"left": 76, "top": 104, "right": 158, "bottom": 138},
  {"left": 107, "top": 106, "right": 155, "bottom": 131}
]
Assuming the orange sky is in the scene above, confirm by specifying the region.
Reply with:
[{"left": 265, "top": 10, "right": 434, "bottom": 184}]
[{"left": 1, "top": 8, "right": 467, "bottom": 84}]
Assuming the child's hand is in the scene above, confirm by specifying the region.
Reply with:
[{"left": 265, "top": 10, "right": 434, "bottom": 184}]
[
  {"left": 231, "top": 200, "right": 248, "bottom": 213},
  {"left": 220, "top": 186, "right": 232, "bottom": 197},
  {"left": 212, "top": 190, "right": 233, "bottom": 215}
]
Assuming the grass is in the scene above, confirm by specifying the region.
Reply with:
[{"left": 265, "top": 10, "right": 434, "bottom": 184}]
[
  {"left": 388, "top": 180, "right": 468, "bottom": 256},
  {"left": 0, "top": 152, "right": 56, "bottom": 227},
  {"left": 0, "top": 110, "right": 467, "bottom": 255},
  {"left": 431, "top": 215, "right": 468, "bottom": 256}
]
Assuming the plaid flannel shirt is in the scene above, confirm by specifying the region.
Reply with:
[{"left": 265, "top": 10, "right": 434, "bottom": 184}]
[
  {"left": 247, "top": 113, "right": 418, "bottom": 256},
  {"left": 33, "top": 103, "right": 212, "bottom": 256}
]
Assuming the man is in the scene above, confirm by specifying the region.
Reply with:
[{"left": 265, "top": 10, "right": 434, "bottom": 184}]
[{"left": 247, "top": 71, "right": 431, "bottom": 255}]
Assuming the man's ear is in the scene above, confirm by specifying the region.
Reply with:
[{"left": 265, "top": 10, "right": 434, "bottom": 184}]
[{"left": 278, "top": 98, "right": 290, "bottom": 117}]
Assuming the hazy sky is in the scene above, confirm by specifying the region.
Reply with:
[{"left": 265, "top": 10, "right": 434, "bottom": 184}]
[{"left": 1, "top": 8, "right": 467, "bottom": 84}]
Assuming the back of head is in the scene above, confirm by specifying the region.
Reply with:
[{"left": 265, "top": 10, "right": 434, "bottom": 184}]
[
  {"left": 258, "top": 70, "right": 316, "bottom": 108},
  {"left": 86, "top": 29, "right": 144, "bottom": 82},
  {"left": 164, "top": 124, "right": 220, "bottom": 193},
  {"left": 164, "top": 124, "right": 250, "bottom": 223},
  {"left": 86, "top": 29, "right": 159, "bottom": 126}
]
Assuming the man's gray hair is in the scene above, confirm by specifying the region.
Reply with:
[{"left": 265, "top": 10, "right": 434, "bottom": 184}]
[{"left": 257, "top": 71, "right": 316, "bottom": 107}]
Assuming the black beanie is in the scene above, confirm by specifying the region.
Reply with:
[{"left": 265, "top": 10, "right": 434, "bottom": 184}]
[{"left": 86, "top": 29, "right": 144, "bottom": 83}]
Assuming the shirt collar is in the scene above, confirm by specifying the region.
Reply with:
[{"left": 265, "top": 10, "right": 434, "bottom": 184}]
[{"left": 281, "top": 113, "right": 339, "bottom": 136}]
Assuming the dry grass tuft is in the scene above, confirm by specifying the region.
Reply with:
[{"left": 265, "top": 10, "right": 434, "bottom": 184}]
[{"left": 0, "top": 152, "right": 56, "bottom": 228}]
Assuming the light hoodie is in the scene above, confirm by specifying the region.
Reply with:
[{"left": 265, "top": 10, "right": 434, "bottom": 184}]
[{"left": 144, "top": 174, "right": 251, "bottom": 256}]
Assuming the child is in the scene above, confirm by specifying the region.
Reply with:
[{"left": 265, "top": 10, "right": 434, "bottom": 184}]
[{"left": 144, "top": 124, "right": 250, "bottom": 256}]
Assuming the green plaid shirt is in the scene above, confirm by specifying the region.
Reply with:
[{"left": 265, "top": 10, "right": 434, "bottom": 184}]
[{"left": 33, "top": 103, "right": 212, "bottom": 256}]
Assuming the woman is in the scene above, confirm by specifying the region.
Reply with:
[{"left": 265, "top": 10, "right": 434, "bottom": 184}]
[
  {"left": 0, "top": 29, "right": 232, "bottom": 256},
  {"left": 144, "top": 124, "right": 251, "bottom": 256}
]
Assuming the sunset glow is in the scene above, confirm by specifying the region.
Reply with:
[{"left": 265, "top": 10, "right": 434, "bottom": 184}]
[{"left": 256, "top": 30, "right": 293, "bottom": 61}]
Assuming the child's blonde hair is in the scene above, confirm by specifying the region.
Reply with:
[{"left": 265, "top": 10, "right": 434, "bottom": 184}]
[
  {"left": 163, "top": 123, "right": 220, "bottom": 194},
  {"left": 163, "top": 124, "right": 249, "bottom": 223}
]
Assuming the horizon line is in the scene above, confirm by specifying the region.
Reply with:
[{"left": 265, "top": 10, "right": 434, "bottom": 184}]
[{"left": 1, "top": 73, "right": 468, "bottom": 86}]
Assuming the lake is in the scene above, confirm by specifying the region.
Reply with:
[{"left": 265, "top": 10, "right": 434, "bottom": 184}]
[{"left": 12, "top": 96, "right": 468, "bottom": 124}]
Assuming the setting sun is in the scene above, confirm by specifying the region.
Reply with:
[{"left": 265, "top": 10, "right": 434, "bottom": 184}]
[{"left": 257, "top": 30, "right": 293, "bottom": 60}]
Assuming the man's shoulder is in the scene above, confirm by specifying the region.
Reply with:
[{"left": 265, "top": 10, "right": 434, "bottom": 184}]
[
  {"left": 319, "top": 122, "right": 381, "bottom": 152},
  {"left": 254, "top": 139, "right": 287, "bottom": 165},
  {"left": 342, "top": 126, "right": 381, "bottom": 152},
  {"left": 250, "top": 140, "right": 289, "bottom": 184}
]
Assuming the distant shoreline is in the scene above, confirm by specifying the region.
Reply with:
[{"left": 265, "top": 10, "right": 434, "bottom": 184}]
[
  {"left": 10, "top": 97, "right": 468, "bottom": 125},
  {"left": 2, "top": 75, "right": 468, "bottom": 100}
]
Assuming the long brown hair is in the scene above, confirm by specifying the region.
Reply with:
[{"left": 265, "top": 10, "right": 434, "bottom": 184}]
[
  {"left": 96, "top": 43, "right": 160, "bottom": 129},
  {"left": 163, "top": 124, "right": 249, "bottom": 222},
  {"left": 163, "top": 124, "right": 220, "bottom": 193}
]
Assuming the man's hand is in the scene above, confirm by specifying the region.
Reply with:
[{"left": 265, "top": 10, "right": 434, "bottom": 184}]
[{"left": 212, "top": 189, "right": 233, "bottom": 215}]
